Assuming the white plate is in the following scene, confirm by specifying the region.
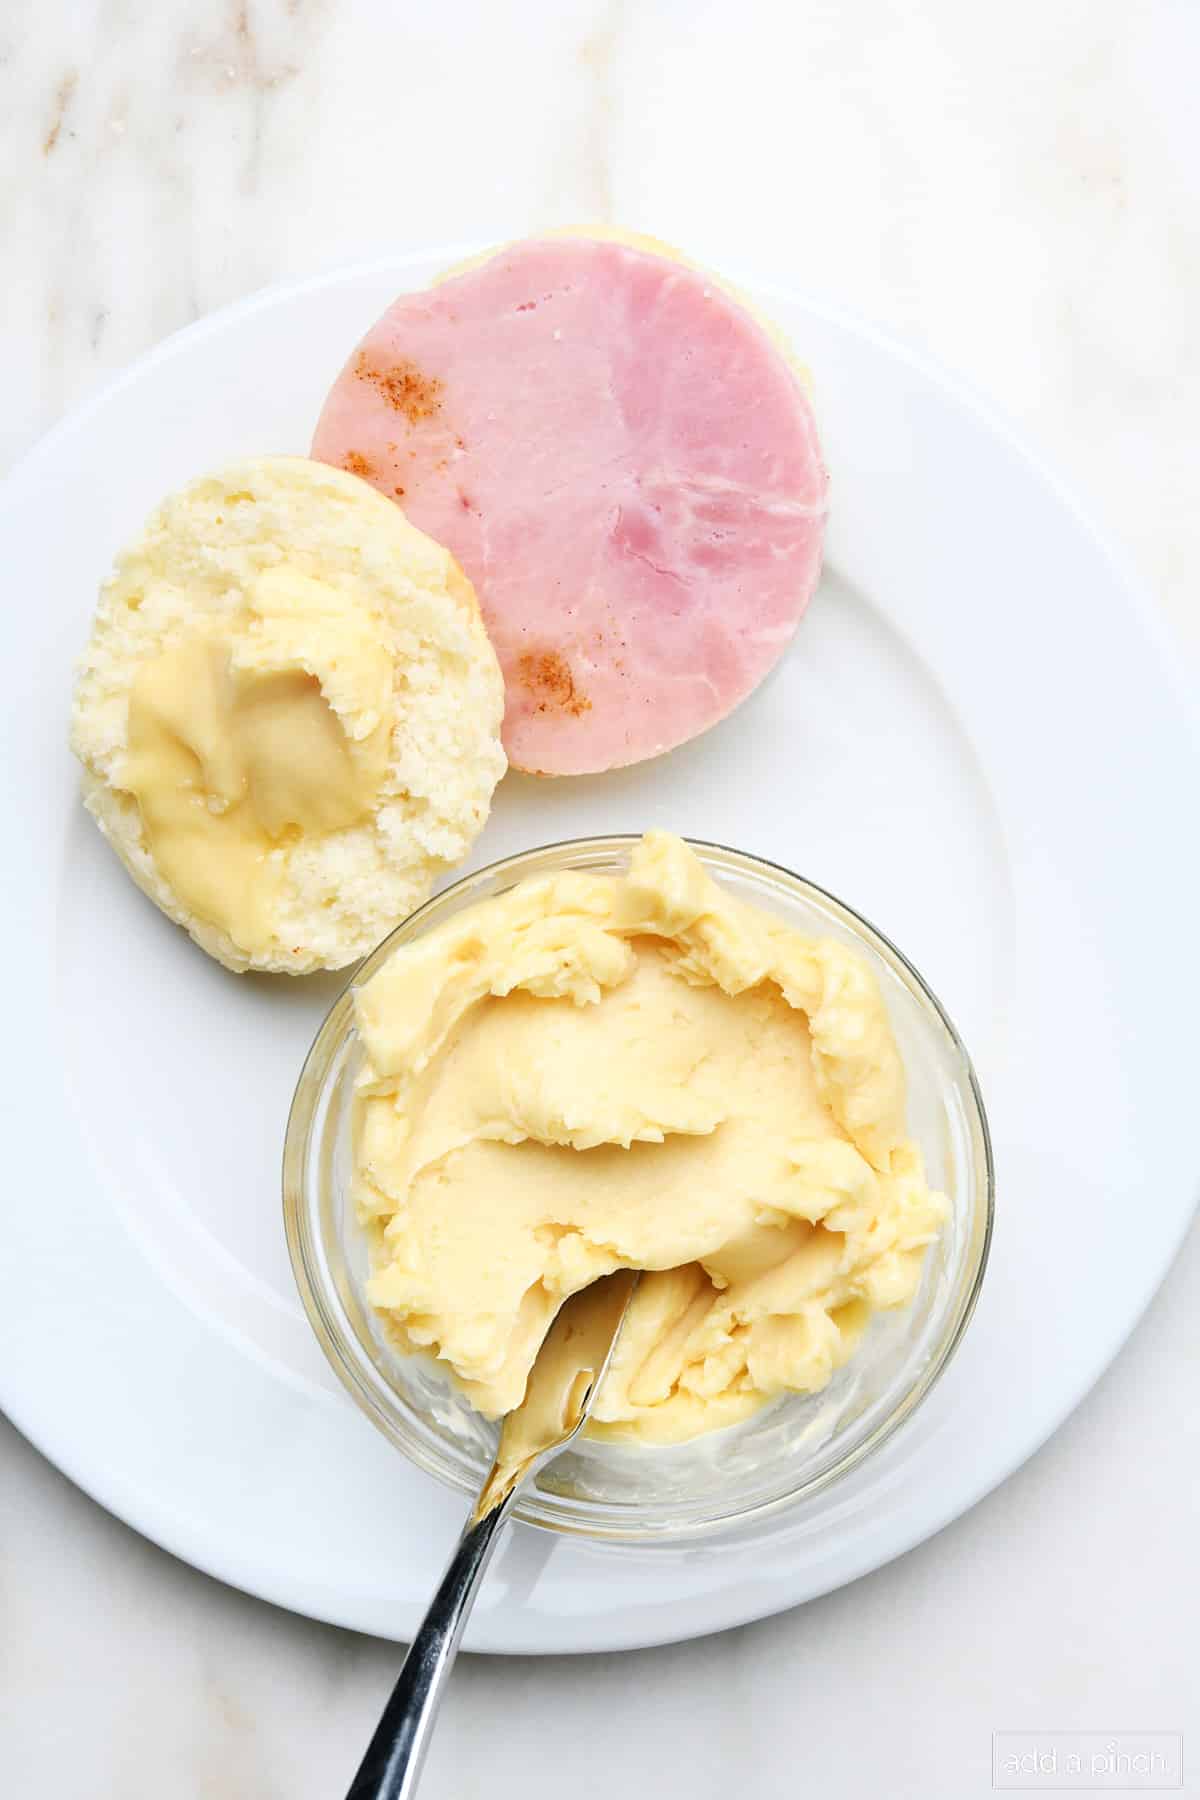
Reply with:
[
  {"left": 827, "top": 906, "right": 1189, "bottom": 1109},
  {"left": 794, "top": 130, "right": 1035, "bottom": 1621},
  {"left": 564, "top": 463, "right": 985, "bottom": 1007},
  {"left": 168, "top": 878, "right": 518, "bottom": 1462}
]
[{"left": 1, "top": 249, "right": 1196, "bottom": 1655}]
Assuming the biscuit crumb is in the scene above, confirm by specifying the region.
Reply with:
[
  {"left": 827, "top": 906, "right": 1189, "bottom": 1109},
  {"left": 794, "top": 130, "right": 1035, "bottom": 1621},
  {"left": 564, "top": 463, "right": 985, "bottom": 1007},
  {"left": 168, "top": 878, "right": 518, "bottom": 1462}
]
[{"left": 342, "top": 450, "right": 373, "bottom": 478}]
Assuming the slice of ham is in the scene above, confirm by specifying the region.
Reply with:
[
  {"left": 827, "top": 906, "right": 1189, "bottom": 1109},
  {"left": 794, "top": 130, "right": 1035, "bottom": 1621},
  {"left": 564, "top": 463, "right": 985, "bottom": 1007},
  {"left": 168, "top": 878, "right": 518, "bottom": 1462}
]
[{"left": 312, "top": 235, "right": 828, "bottom": 774}]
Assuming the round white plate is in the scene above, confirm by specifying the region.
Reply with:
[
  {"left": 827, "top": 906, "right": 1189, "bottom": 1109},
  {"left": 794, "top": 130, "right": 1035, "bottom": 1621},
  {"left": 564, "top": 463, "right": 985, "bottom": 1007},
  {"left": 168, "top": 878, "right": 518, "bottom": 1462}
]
[{"left": 1, "top": 249, "right": 1196, "bottom": 1655}]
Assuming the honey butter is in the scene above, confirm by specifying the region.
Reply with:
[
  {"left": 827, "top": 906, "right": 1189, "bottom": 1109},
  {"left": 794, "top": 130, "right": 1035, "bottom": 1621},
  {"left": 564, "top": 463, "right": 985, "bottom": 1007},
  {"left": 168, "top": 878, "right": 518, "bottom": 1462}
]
[
  {"left": 123, "top": 567, "right": 393, "bottom": 958},
  {"left": 353, "top": 832, "right": 946, "bottom": 1445},
  {"left": 70, "top": 458, "right": 506, "bottom": 973}
]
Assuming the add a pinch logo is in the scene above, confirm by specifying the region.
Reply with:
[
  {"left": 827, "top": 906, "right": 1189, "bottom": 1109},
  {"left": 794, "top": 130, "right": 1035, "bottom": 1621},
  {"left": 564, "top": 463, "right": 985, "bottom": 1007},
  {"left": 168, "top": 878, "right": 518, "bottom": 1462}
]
[{"left": 992, "top": 1732, "right": 1183, "bottom": 1790}]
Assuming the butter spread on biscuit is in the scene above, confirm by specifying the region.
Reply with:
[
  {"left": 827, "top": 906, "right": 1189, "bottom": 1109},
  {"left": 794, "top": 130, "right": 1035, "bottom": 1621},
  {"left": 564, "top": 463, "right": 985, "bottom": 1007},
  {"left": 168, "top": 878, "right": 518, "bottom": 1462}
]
[
  {"left": 352, "top": 831, "right": 946, "bottom": 1445},
  {"left": 124, "top": 566, "right": 392, "bottom": 956}
]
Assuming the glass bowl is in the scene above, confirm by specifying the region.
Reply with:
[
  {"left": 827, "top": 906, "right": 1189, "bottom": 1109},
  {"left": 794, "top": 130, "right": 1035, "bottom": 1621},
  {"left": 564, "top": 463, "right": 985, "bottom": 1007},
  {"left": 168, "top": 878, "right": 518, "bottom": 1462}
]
[{"left": 284, "top": 836, "right": 993, "bottom": 1541}]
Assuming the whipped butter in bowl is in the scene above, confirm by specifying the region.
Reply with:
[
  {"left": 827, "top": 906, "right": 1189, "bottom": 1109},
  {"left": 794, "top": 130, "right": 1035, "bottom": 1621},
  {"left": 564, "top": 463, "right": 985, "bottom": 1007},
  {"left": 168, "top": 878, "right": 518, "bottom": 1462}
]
[{"left": 285, "top": 834, "right": 992, "bottom": 1539}]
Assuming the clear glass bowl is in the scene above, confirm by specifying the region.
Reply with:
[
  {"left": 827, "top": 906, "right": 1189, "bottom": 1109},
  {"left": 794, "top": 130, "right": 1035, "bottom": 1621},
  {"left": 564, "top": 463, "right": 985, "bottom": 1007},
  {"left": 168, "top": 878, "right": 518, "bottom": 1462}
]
[{"left": 284, "top": 837, "right": 993, "bottom": 1541}]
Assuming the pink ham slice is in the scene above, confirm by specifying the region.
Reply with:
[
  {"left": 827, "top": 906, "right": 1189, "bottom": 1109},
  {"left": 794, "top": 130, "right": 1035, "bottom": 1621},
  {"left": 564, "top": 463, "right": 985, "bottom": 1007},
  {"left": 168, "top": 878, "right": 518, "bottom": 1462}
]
[{"left": 312, "top": 236, "right": 829, "bottom": 775}]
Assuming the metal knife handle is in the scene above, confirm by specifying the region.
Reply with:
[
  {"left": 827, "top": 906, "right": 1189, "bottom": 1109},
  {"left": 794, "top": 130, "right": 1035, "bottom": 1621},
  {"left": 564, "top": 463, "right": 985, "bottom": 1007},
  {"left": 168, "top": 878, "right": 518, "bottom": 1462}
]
[{"left": 344, "top": 1490, "right": 516, "bottom": 1800}]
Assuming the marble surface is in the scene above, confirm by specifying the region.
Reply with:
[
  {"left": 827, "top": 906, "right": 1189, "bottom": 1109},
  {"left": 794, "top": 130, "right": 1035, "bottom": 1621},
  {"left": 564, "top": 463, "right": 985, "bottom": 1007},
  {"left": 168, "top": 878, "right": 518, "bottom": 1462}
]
[{"left": 3, "top": 1, "right": 1197, "bottom": 1794}]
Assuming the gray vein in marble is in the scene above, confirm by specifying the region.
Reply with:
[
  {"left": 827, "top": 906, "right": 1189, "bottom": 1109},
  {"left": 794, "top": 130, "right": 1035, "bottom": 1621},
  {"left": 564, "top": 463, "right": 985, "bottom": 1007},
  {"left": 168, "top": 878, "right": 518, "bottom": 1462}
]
[
  {"left": 42, "top": 67, "right": 77, "bottom": 154},
  {"left": 177, "top": 0, "right": 305, "bottom": 191}
]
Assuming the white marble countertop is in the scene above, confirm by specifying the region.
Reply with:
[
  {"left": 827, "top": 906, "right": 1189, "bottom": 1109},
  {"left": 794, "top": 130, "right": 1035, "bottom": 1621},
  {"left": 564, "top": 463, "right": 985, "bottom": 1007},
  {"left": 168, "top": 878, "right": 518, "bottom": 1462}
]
[{"left": 3, "top": 3, "right": 1197, "bottom": 1795}]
